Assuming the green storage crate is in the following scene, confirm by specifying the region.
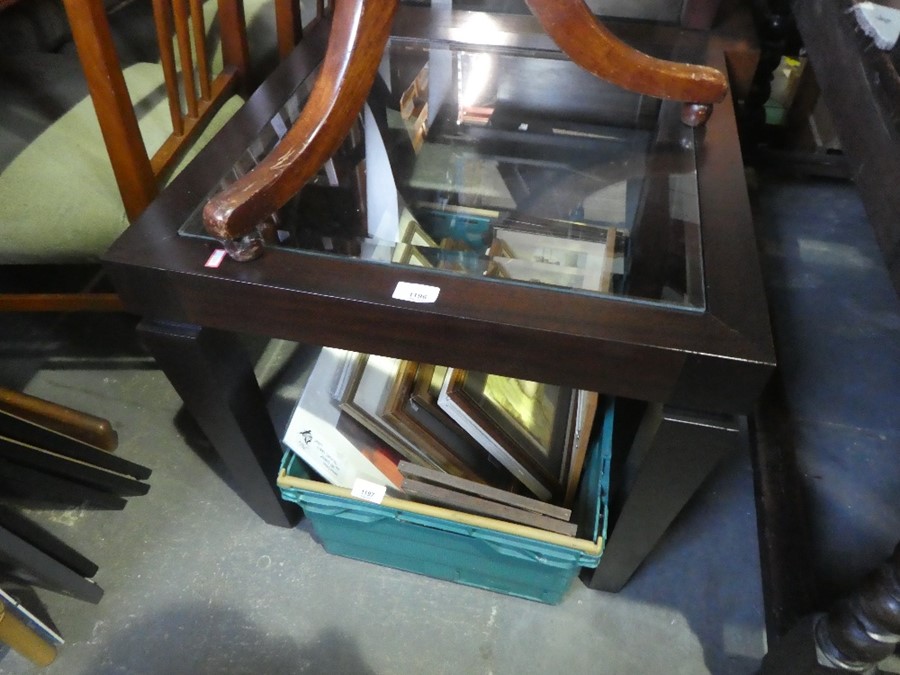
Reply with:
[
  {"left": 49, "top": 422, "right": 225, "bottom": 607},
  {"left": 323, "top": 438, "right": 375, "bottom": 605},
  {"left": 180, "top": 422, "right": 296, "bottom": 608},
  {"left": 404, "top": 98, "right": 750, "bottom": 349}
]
[{"left": 277, "top": 399, "right": 614, "bottom": 604}]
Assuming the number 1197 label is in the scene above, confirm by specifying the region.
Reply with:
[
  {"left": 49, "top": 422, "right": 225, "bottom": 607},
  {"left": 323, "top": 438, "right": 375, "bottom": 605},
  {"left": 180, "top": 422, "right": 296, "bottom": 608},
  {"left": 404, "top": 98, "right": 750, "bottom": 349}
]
[{"left": 351, "top": 479, "right": 387, "bottom": 504}]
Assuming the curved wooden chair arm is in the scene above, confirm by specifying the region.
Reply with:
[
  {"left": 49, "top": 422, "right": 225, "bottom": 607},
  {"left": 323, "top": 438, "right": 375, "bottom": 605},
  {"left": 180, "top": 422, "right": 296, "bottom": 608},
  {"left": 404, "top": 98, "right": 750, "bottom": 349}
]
[
  {"left": 205, "top": 0, "right": 726, "bottom": 245},
  {"left": 203, "top": 0, "right": 398, "bottom": 242},
  {"left": 525, "top": 0, "right": 728, "bottom": 124}
]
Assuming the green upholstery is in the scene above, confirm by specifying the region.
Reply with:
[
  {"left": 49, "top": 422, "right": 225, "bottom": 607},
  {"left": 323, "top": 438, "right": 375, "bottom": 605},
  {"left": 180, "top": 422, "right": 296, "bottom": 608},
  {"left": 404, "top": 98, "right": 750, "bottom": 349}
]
[
  {"left": 0, "top": 63, "right": 243, "bottom": 264},
  {"left": 0, "top": 0, "right": 287, "bottom": 265}
]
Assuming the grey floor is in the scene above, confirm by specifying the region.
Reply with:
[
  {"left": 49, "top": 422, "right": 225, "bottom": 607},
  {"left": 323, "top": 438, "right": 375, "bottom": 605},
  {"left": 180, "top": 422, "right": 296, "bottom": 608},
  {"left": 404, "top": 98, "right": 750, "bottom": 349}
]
[{"left": 0, "top": 171, "right": 889, "bottom": 675}]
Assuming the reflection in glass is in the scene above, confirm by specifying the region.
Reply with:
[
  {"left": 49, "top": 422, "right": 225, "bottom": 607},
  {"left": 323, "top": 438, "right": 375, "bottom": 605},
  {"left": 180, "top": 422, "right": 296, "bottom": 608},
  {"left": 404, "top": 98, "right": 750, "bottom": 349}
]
[{"left": 180, "top": 36, "right": 704, "bottom": 309}]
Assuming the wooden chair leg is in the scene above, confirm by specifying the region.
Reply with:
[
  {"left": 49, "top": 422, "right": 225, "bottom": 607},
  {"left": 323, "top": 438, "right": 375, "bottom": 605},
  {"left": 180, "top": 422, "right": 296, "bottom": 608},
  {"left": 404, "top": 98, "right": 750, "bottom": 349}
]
[{"left": 0, "top": 387, "right": 118, "bottom": 452}]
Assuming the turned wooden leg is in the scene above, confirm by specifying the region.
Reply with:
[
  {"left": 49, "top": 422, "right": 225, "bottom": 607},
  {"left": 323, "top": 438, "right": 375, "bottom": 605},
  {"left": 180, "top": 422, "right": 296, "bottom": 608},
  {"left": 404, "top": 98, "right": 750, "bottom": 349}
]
[{"left": 761, "top": 542, "right": 900, "bottom": 674}]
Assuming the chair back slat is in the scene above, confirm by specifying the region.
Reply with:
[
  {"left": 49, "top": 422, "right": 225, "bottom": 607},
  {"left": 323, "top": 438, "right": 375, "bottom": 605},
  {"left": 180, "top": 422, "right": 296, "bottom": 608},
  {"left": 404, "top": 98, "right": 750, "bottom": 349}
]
[
  {"left": 275, "top": 0, "right": 303, "bottom": 59},
  {"left": 275, "top": 0, "right": 332, "bottom": 59},
  {"left": 189, "top": 0, "right": 212, "bottom": 100},
  {"left": 172, "top": 0, "right": 199, "bottom": 118},
  {"left": 151, "top": 0, "right": 185, "bottom": 136},
  {"left": 217, "top": 0, "right": 251, "bottom": 87}
]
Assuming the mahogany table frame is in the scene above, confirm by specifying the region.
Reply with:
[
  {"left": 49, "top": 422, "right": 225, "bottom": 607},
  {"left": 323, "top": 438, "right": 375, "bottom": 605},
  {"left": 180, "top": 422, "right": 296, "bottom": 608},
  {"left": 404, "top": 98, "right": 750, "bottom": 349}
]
[{"left": 104, "top": 9, "right": 775, "bottom": 592}]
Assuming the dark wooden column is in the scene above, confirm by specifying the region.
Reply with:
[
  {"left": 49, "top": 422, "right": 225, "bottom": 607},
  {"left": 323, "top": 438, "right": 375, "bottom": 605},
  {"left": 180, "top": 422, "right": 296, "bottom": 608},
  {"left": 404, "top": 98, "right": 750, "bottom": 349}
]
[
  {"left": 761, "top": 542, "right": 900, "bottom": 674},
  {"left": 584, "top": 403, "right": 743, "bottom": 592},
  {"left": 138, "top": 320, "right": 301, "bottom": 527}
]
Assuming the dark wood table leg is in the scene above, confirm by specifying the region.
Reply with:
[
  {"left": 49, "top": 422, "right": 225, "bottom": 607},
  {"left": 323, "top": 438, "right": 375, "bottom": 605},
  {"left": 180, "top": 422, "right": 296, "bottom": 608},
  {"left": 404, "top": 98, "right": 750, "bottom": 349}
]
[
  {"left": 137, "top": 320, "right": 301, "bottom": 527},
  {"left": 0, "top": 515, "right": 103, "bottom": 604},
  {"left": 585, "top": 404, "right": 743, "bottom": 592}
]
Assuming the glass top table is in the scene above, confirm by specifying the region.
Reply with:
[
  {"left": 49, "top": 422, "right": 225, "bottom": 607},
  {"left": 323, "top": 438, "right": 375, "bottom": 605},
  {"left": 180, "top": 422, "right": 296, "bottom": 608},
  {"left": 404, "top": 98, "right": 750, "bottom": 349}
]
[
  {"left": 104, "top": 6, "right": 775, "bottom": 564},
  {"left": 108, "top": 6, "right": 772, "bottom": 411},
  {"left": 179, "top": 21, "right": 704, "bottom": 310},
  {"left": 104, "top": 9, "right": 776, "bottom": 573}
]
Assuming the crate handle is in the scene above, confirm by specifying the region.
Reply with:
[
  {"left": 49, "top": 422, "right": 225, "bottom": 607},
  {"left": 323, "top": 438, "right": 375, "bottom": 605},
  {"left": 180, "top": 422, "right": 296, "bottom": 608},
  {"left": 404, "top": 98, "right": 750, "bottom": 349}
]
[
  {"left": 395, "top": 511, "right": 477, "bottom": 536},
  {"left": 300, "top": 503, "right": 385, "bottom": 523}
]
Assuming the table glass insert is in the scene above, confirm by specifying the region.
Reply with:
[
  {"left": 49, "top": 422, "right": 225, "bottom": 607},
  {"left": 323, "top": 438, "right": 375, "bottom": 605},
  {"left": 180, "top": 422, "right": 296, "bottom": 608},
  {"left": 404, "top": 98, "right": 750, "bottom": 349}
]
[{"left": 180, "top": 32, "right": 705, "bottom": 309}]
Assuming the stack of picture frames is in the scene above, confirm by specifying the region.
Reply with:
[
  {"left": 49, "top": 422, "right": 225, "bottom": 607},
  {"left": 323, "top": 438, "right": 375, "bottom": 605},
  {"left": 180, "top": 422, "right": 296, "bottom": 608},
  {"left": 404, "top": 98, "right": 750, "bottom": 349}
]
[
  {"left": 283, "top": 347, "right": 599, "bottom": 537},
  {"left": 0, "top": 387, "right": 151, "bottom": 660}
]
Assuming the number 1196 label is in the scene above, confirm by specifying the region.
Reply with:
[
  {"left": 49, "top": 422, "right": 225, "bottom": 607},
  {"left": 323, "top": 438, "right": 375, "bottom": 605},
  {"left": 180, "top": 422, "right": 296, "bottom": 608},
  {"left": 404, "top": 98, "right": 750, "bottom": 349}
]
[{"left": 392, "top": 281, "right": 440, "bottom": 304}]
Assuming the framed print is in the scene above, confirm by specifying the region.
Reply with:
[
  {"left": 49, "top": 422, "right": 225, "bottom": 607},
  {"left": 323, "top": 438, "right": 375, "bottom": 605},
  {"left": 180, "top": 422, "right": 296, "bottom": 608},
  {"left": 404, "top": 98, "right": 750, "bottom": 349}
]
[
  {"left": 401, "top": 477, "right": 578, "bottom": 536},
  {"left": 393, "top": 210, "right": 439, "bottom": 266},
  {"left": 340, "top": 353, "right": 446, "bottom": 471},
  {"left": 0, "top": 408, "right": 150, "bottom": 480},
  {"left": 487, "top": 226, "right": 617, "bottom": 292},
  {"left": 454, "top": 369, "right": 573, "bottom": 479},
  {"left": 561, "top": 390, "right": 599, "bottom": 507},
  {"left": 487, "top": 257, "right": 596, "bottom": 290},
  {"left": 0, "top": 435, "right": 149, "bottom": 497},
  {"left": 437, "top": 368, "right": 575, "bottom": 501},
  {"left": 383, "top": 361, "right": 512, "bottom": 485}
]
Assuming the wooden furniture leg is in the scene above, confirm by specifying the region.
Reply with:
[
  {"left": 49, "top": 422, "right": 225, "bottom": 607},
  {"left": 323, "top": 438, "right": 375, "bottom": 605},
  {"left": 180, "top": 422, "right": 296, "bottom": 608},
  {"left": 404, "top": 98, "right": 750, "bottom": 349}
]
[
  {"left": 0, "top": 511, "right": 103, "bottom": 603},
  {"left": 0, "top": 387, "right": 118, "bottom": 452},
  {"left": 0, "top": 411, "right": 147, "bottom": 480},
  {"left": 761, "top": 542, "right": 900, "bottom": 674},
  {"left": 584, "top": 403, "right": 743, "bottom": 592},
  {"left": 0, "top": 457, "right": 127, "bottom": 510},
  {"left": 137, "top": 320, "right": 301, "bottom": 527}
]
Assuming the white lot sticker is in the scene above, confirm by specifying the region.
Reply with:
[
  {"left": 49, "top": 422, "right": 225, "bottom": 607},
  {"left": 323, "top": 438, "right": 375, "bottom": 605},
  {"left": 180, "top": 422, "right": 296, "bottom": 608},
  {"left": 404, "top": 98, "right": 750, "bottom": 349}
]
[
  {"left": 204, "top": 249, "right": 227, "bottom": 268},
  {"left": 392, "top": 281, "right": 440, "bottom": 304},
  {"left": 351, "top": 479, "right": 387, "bottom": 504}
]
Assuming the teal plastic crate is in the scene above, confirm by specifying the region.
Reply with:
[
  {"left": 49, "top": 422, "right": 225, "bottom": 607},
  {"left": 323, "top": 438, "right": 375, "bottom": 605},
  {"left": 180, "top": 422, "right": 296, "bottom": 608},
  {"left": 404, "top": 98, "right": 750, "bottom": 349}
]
[{"left": 277, "top": 399, "right": 614, "bottom": 604}]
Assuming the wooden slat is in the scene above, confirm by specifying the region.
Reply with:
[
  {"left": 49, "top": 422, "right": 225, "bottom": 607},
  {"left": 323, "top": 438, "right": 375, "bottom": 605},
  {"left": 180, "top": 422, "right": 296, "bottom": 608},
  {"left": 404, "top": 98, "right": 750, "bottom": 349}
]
[
  {"left": 189, "top": 0, "right": 212, "bottom": 100},
  {"left": 172, "top": 0, "right": 199, "bottom": 118},
  {"left": 150, "top": 70, "right": 238, "bottom": 177},
  {"left": 275, "top": 0, "right": 303, "bottom": 59},
  {"left": 151, "top": 0, "right": 185, "bottom": 136},
  {"left": 217, "top": 0, "right": 250, "bottom": 87}
]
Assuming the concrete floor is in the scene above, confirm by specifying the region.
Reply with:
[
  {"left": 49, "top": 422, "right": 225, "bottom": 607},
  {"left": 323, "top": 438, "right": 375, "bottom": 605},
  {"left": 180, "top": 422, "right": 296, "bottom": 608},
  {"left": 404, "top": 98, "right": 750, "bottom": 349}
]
[
  {"left": 0, "top": 317, "right": 766, "bottom": 674},
  {"left": 4, "top": 170, "right": 883, "bottom": 674}
]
